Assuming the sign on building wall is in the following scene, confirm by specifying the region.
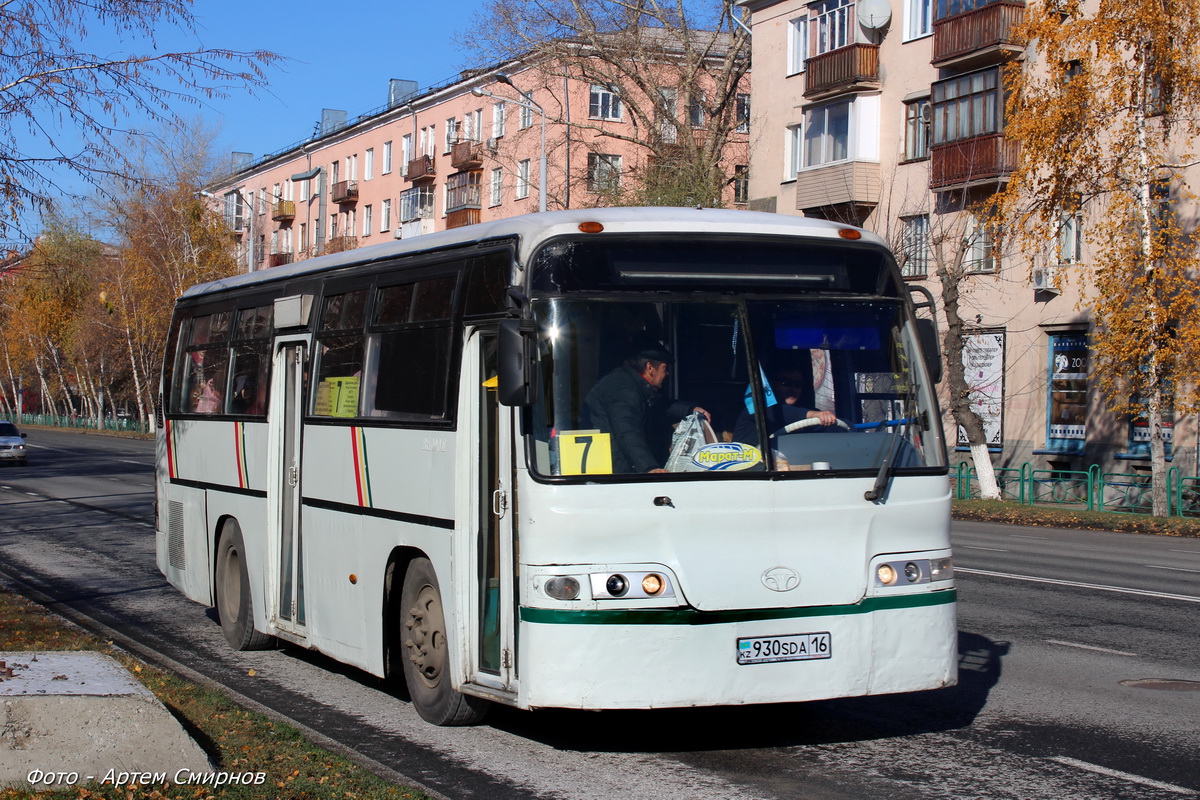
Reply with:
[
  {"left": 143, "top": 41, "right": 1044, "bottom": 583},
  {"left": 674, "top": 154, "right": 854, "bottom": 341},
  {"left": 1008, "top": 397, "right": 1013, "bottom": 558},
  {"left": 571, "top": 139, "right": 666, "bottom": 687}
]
[
  {"left": 957, "top": 330, "right": 1005, "bottom": 447},
  {"left": 1049, "top": 333, "right": 1088, "bottom": 441}
]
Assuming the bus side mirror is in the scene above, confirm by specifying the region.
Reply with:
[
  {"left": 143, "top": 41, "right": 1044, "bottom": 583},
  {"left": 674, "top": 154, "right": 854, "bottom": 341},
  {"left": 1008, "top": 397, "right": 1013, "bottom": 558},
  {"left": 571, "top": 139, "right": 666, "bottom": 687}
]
[
  {"left": 498, "top": 318, "right": 537, "bottom": 406},
  {"left": 916, "top": 318, "right": 943, "bottom": 384}
]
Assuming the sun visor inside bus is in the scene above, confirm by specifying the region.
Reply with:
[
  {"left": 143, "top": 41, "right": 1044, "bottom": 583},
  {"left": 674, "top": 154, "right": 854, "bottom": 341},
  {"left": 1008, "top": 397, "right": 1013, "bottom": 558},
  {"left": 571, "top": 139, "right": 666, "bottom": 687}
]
[
  {"left": 274, "top": 294, "right": 314, "bottom": 329},
  {"left": 530, "top": 237, "right": 895, "bottom": 295}
]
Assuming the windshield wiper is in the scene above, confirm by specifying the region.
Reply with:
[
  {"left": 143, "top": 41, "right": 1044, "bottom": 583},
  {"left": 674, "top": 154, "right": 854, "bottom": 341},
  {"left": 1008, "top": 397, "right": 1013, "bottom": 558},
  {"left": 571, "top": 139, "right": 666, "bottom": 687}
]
[{"left": 864, "top": 421, "right": 905, "bottom": 503}]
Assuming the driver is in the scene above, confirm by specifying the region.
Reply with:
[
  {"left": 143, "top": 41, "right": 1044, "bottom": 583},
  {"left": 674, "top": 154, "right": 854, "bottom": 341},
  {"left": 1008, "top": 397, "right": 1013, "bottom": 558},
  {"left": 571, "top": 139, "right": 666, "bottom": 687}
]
[
  {"left": 733, "top": 366, "right": 837, "bottom": 446},
  {"left": 583, "top": 343, "right": 710, "bottom": 474}
]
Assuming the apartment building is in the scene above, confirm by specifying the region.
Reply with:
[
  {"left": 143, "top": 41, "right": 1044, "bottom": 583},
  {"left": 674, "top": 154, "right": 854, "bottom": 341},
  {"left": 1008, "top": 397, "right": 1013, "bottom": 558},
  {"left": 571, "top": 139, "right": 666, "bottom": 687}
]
[
  {"left": 737, "top": 0, "right": 1199, "bottom": 481},
  {"left": 207, "top": 47, "right": 750, "bottom": 271}
]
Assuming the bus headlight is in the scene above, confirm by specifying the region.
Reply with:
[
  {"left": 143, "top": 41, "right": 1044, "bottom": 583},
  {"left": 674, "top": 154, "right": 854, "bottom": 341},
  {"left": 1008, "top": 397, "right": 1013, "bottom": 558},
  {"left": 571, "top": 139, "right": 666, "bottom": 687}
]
[
  {"left": 590, "top": 571, "right": 676, "bottom": 600},
  {"left": 904, "top": 562, "right": 921, "bottom": 582},
  {"left": 930, "top": 557, "right": 954, "bottom": 582},
  {"left": 641, "top": 573, "right": 664, "bottom": 595},
  {"left": 874, "top": 557, "right": 953, "bottom": 588},
  {"left": 877, "top": 564, "right": 898, "bottom": 585}
]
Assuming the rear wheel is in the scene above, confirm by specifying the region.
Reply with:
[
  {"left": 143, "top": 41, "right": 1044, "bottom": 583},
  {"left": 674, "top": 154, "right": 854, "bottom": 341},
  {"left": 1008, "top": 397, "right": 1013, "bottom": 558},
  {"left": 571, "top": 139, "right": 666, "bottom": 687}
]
[
  {"left": 400, "top": 557, "right": 489, "bottom": 725},
  {"left": 215, "top": 521, "right": 274, "bottom": 650}
]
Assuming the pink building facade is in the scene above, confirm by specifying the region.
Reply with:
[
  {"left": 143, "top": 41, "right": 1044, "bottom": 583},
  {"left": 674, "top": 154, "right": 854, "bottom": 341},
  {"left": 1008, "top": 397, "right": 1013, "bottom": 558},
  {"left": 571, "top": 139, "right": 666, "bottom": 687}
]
[{"left": 208, "top": 57, "right": 750, "bottom": 271}]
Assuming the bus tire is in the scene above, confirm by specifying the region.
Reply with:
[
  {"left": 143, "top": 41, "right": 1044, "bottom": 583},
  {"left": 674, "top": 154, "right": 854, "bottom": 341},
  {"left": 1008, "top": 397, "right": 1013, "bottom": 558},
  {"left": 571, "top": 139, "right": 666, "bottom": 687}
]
[
  {"left": 215, "top": 521, "right": 274, "bottom": 651},
  {"left": 400, "top": 557, "right": 489, "bottom": 726}
]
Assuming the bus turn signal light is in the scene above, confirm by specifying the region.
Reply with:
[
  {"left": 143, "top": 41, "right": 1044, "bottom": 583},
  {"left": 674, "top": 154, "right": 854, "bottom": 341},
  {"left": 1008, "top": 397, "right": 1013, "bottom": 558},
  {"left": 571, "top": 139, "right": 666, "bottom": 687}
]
[{"left": 641, "top": 574, "right": 664, "bottom": 595}]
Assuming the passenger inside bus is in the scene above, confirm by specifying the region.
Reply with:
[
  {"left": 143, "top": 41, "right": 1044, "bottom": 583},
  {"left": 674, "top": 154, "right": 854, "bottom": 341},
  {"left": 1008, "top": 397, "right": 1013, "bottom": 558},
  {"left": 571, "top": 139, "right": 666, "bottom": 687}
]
[{"left": 582, "top": 342, "right": 710, "bottom": 474}]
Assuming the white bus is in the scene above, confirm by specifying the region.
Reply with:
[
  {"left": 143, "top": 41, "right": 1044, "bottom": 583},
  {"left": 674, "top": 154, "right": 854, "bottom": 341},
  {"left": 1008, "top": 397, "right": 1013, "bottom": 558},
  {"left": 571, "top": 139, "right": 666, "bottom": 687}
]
[{"left": 156, "top": 207, "right": 956, "bottom": 725}]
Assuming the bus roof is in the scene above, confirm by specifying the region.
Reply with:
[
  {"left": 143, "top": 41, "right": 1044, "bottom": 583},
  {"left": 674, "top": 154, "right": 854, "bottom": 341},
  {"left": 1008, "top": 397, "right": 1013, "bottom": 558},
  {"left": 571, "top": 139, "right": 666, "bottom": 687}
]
[{"left": 179, "top": 207, "right": 889, "bottom": 300}]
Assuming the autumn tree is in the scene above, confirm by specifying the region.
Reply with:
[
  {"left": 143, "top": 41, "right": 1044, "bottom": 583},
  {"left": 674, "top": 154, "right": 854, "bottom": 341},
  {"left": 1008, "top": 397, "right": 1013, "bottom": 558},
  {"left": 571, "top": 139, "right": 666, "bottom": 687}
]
[
  {"left": 463, "top": 0, "right": 750, "bottom": 208},
  {"left": 997, "top": 0, "right": 1200, "bottom": 515},
  {"left": 0, "top": 0, "right": 280, "bottom": 240},
  {"left": 95, "top": 120, "right": 240, "bottom": 427}
]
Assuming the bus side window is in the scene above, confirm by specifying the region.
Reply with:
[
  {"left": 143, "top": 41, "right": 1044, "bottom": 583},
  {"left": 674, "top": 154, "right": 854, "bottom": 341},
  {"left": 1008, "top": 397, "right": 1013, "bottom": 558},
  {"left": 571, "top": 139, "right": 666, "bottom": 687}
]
[
  {"left": 363, "top": 275, "right": 456, "bottom": 420},
  {"left": 228, "top": 305, "right": 274, "bottom": 417},
  {"left": 180, "top": 312, "right": 231, "bottom": 415},
  {"left": 463, "top": 251, "right": 510, "bottom": 317},
  {"left": 312, "top": 290, "right": 367, "bottom": 418}
]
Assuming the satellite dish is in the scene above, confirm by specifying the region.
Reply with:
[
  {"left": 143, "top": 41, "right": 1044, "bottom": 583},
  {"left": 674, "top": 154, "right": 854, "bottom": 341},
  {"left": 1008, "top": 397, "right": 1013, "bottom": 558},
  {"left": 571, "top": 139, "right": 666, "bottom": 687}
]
[{"left": 858, "top": 0, "right": 892, "bottom": 29}]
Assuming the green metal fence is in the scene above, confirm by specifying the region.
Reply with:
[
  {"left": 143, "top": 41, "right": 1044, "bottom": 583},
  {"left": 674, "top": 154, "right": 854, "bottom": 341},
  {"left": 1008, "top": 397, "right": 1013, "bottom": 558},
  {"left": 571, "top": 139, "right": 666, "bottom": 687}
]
[
  {"left": 10, "top": 413, "right": 151, "bottom": 435},
  {"left": 955, "top": 461, "right": 1198, "bottom": 517}
]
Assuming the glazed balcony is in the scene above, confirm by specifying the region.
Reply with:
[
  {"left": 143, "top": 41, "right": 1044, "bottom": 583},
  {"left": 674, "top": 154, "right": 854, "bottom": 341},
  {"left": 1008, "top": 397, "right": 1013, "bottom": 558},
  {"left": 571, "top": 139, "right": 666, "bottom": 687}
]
[
  {"left": 930, "top": 133, "right": 1019, "bottom": 191},
  {"left": 804, "top": 44, "right": 881, "bottom": 100},
  {"left": 271, "top": 200, "right": 295, "bottom": 222},
  {"left": 932, "top": 1, "right": 1025, "bottom": 70},
  {"left": 399, "top": 185, "right": 435, "bottom": 222},
  {"left": 406, "top": 154, "right": 436, "bottom": 183},
  {"left": 450, "top": 140, "right": 485, "bottom": 170},
  {"left": 331, "top": 180, "right": 358, "bottom": 204}
]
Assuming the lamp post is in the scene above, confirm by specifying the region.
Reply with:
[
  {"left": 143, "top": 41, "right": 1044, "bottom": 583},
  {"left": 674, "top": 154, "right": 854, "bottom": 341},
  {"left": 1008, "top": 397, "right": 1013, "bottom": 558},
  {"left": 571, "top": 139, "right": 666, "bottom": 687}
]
[{"left": 473, "top": 73, "right": 547, "bottom": 213}]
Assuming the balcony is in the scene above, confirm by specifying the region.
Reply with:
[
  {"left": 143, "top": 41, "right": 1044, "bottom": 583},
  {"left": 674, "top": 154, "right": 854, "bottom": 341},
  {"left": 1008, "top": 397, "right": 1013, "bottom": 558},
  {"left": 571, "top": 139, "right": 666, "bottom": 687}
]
[
  {"left": 331, "top": 180, "right": 358, "bottom": 204},
  {"left": 932, "top": 1, "right": 1025, "bottom": 70},
  {"left": 324, "top": 235, "right": 358, "bottom": 254},
  {"left": 406, "top": 154, "right": 436, "bottom": 183},
  {"left": 794, "top": 161, "right": 881, "bottom": 218},
  {"left": 930, "top": 134, "right": 1019, "bottom": 190},
  {"left": 271, "top": 200, "right": 295, "bottom": 222},
  {"left": 450, "top": 140, "right": 485, "bottom": 170},
  {"left": 268, "top": 252, "right": 293, "bottom": 268},
  {"left": 400, "top": 185, "right": 435, "bottom": 223},
  {"left": 804, "top": 44, "right": 881, "bottom": 100}
]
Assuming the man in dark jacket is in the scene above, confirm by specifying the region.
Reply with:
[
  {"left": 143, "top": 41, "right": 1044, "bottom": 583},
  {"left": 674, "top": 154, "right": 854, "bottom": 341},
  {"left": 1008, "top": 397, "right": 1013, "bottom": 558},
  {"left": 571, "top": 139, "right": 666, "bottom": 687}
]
[{"left": 583, "top": 345, "right": 709, "bottom": 474}]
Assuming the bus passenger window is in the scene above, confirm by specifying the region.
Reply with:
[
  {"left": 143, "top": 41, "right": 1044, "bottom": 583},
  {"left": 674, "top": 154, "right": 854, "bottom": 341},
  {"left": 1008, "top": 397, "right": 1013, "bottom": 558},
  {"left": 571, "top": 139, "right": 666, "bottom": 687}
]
[
  {"left": 179, "top": 312, "right": 231, "bottom": 415},
  {"left": 228, "top": 305, "right": 274, "bottom": 417},
  {"left": 313, "top": 291, "right": 368, "bottom": 418}
]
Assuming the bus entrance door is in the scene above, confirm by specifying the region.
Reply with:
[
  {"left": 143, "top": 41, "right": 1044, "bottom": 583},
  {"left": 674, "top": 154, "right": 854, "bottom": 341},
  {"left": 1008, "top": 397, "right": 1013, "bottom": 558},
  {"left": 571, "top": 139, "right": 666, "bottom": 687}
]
[
  {"left": 465, "top": 330, "right": 517, "bottom": 696},
  {"left": 271, "top": 341, "right": 307, "bottom": 639}
]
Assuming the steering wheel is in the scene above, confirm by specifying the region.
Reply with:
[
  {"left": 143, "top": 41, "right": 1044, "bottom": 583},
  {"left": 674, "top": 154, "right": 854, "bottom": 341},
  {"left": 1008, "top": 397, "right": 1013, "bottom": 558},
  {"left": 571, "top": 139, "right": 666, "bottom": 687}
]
[{"left": 773, "top": 416, "right": 852, "bottom": 436}]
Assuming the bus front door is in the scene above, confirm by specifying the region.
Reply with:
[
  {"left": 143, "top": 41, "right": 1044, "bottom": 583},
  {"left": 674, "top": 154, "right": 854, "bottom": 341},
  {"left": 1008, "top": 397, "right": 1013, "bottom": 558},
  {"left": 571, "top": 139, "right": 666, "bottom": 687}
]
[
  {"left": 466, "top": 330, "right": 517, "bottom": 695},
  {"left": 272, "top": 341, "right": 307, "bottom": 638}
]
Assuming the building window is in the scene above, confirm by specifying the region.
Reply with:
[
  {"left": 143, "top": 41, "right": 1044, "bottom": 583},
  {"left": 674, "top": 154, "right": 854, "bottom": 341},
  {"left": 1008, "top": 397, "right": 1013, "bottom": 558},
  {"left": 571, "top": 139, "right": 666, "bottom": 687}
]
[
  {"left": 788, "top": 15, "right": 808, "bottom": 75},
  {"left": 657, "top": 87, "right": 678, "bottom": 143},
  {"left": 516, "top": 159, "right": 531, "bottom": 199},
  {"left": 493, "top": 102, "right": 507, "bottom": 138},
  {"left": 936, "top": 0, "right": 1000, "bottom": 21},
  {"left": 688, "top": 90, "right": 706, "bottom": 128},
  {"left": 381, "top": 199, "right": 391, "bottom": 232},
  {"left": 399, "top": 186, "right": 435, "bottom": 222},
  {"left": 785, "top": 123, "right": 803, "bottom": 180},
  {"left": 905, "top": 0, "right": 933, "bottom": 39},
  {"left": 1058, "top": 209, "right": 1083, "bottom": 265},
  {"left": 362, "top": 205, "right": 373, "bottom": 237},
  {"left": 932, "top": 68, "right": 1001, "bottom": 146},
  {"left": 364, "top": 148, "right": 374, "bottom": 181},
  {"left": 223, "top": 191, "right": 244, "bottom": 231},
  {"left": 1047, "top": 332, "right": 1088, "bottom": 451},
  {"left": 803, "top": 100, "right": 850, "bottom": 168},
  {"left": 812, "top": 0, "right": 853, "bottom": 56},
  {"left": 590, "top": 85, "right": 622, "bottom": 120},
  {"left": 445, "top": 118, "right": 457, "bottom": 152},
  {"left": 588, "top": 153, "right": 622, "bottom": 193},
  {"left": 519, "top": 103, "right": 533, "bottom": 130},
  {"left": 733, "top": 165, "right": 749, "bottom": 204},
  {"left": 736, "top": 93, "right": 750, "bottom": 134},
  {"left": 899, "top": 215, "right": 931, "bottom": 277},
  {"left": 964, "top": 214, "right": 996, "bottom": 272},
  {"left": 904, "top": 97, "right": 931, "bottom": 161},
  {"left": 490, "top": 167, "right": 503, "bottom": 206},
  {"left": 382, "top": 141, "right": 393, "bottom": 174},
  {"left": 347, "top": 154, "right": 357, "bottom": 181}
]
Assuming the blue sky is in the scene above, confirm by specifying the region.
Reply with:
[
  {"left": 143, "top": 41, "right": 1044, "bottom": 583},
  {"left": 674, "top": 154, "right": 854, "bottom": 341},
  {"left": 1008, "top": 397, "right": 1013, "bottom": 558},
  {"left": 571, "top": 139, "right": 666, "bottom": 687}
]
[{"left": 31, "top": 0, "right": 491, "bottom": 235}]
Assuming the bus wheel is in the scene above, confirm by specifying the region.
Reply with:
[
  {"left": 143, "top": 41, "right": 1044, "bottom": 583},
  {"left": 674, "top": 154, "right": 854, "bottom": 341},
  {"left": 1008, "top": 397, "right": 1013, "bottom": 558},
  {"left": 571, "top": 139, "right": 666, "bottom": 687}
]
[
  {"left": 215, "top": 521, "right": 274, "bottom": 651},
  {"left": 400, "top": 557, "right": 489, "bottom": 726}
]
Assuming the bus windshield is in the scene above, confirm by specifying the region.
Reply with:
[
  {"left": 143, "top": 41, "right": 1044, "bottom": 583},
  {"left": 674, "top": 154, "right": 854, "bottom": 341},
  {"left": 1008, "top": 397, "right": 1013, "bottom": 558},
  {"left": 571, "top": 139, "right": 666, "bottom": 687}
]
[{"left": 529, "top": 296, "right": 944, "bottom": 478}]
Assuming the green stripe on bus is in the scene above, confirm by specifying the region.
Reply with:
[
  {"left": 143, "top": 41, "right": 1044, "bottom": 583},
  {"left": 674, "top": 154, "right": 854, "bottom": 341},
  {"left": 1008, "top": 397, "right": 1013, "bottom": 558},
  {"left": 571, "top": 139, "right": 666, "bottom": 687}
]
[{"left": 519, "top": 589, "right": 956, "bottom": 626}]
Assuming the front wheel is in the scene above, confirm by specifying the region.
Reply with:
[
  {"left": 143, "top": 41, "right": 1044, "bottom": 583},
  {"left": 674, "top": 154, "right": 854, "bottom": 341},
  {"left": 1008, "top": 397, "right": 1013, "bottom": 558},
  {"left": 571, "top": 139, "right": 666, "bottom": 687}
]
[
  {"left": 400, "top": 557, "right": 489, "bottom": 726},
  {"left": 215, "top": 521, "right": 275, "bottom": 651}
]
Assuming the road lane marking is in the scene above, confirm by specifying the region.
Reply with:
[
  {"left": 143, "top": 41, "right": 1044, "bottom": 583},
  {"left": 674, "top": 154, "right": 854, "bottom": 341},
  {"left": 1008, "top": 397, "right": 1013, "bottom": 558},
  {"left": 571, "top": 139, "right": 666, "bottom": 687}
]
[
  {"left": 1049, "top": 756, "right": 1195, "bottom": 795},
  {"left": 956, "top": 567, "right": 1200, "bottom": 603},
  {"left": 1045, "top": 639, "right": 1137, "bottom": 657},
  {"left": 1010, "top": 534, "right": 1049, "bottom": 540},
  {"left": 1145, "top": 564, "right": 1200, "bottom": 574},
  {"left": 959, "top": 545, "right": 1009, "bottom": 552},
  {"left": 1168, "top": 548, "right": 1200, "bottom": 554}
]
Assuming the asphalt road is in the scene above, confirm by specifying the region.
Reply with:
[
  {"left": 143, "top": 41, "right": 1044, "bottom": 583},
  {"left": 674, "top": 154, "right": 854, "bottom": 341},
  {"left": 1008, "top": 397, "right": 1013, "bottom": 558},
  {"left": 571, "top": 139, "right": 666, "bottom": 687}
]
[{"left": 0, "top": 427, "right": 1197, "bottom": 799}]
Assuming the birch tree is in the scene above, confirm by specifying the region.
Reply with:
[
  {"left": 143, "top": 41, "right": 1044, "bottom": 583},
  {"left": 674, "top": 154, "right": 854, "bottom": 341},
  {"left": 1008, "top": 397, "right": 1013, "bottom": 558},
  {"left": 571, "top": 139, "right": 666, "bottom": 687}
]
[
  {"left": 997, "top": 0, "right": 1200, "bottom": 516},
  {"left": 0, "top": 0, "right": 279, "bottom": 239},
  {"left": 462, "top": 0, "right": 750, "bottom": 208}
]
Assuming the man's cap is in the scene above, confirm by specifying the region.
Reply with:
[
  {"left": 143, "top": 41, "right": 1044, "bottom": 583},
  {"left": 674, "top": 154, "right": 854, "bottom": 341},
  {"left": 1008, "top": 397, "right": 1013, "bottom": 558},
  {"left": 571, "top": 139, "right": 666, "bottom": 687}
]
[{"left": 633, "top": 342, "right": 674, "bottom": 365}]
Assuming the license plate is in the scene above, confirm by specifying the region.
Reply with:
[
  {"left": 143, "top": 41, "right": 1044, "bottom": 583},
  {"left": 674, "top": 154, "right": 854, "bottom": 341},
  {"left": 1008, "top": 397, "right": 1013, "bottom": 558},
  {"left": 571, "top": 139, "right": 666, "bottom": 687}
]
[{"left": 737, "top": 632, "right": 831, "bottom": 665}]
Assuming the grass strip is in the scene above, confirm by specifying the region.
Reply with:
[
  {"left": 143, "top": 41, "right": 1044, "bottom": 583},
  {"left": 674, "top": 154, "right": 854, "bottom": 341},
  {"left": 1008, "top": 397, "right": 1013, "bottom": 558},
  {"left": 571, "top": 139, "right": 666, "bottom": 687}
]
[
  {"left": 0, "top": 588, "right": 431, "bottom": 800},
  {"left": 952, "top": 499, "right": 1200, "bottom": 537}
]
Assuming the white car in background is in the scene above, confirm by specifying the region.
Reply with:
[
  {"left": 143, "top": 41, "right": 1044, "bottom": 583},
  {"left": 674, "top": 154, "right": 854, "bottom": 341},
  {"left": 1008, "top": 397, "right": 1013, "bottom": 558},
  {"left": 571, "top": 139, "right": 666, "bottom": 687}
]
[{"left": 0, "top": 421, "right": 28, "bottom": 466}]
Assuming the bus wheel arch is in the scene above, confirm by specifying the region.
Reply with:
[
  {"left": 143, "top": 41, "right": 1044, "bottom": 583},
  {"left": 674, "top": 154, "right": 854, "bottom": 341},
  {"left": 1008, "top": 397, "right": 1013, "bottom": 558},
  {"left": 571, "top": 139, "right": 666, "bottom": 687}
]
[
  {"left": 214, "top": 517, "right": 275, "bottom": 651},
  {"left": 390, "top": 553, "right": 488, "bottom": 725}
]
